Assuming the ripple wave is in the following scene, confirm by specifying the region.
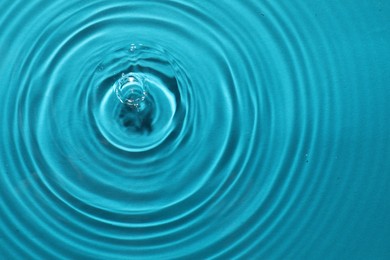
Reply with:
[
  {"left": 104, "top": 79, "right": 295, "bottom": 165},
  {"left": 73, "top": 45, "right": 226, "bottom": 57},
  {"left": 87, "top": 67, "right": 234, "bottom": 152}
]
[{"left": 1, "top": 0, "right": 390, "bottom": 258}]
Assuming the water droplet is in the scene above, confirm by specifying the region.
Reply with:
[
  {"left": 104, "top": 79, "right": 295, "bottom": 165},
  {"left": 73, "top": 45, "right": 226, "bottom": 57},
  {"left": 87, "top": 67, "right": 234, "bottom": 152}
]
[
  {"left": 114, "top": 73, "right": 149, "bottom": 111},
  {"left": 129, "top": 44, "right": 137, "bottom": 52}
]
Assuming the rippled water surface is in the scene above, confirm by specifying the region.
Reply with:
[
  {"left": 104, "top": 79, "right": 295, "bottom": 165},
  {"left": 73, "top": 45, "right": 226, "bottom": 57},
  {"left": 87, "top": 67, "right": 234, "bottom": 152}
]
[{"left": 1, "top": 0, "right": 390, "bottom": 258}]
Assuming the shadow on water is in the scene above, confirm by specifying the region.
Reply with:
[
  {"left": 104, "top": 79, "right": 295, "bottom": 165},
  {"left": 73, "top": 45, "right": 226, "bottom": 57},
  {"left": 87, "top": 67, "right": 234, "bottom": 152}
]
[{"left": 119, "top": 100, "right": 154, "bottom": 133}]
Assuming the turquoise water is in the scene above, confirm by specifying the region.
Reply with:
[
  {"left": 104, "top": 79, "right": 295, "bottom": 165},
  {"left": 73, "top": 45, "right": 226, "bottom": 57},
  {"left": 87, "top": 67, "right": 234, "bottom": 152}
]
[{"left": 1, "top": 0, "right": 390, "bottom": 258}]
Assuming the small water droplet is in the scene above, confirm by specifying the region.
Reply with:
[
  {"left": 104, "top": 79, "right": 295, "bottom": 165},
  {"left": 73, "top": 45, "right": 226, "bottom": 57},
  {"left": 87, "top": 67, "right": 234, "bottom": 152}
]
[{"left": 129, "top": 44, "right": 137, "bottom": 52}]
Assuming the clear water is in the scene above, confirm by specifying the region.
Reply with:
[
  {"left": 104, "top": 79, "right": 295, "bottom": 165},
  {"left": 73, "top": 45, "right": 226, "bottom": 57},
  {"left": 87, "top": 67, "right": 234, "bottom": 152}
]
[{"left": 1, "top": 0, "right": 390, "bottom": 259}]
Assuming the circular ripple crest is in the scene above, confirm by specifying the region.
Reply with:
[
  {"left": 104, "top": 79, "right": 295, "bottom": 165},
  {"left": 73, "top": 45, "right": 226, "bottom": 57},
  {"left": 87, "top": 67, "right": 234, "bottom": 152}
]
[{"left": 1, "top": 0, "right": 390, "bottom": 259}]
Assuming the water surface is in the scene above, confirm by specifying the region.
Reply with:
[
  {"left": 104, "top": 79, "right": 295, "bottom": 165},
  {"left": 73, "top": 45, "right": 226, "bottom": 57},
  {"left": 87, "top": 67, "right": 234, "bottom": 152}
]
[{"left": 1, "top": 0, "right": 390, "bottom": 258}]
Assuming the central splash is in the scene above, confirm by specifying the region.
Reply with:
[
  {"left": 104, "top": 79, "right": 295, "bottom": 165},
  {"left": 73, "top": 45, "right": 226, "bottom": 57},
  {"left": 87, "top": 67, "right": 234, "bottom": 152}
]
[
  {"left": 114, "top": 72, "right": 154, "bottom": 133},
  {"left": 93, "top": 43, "right": 188, "bottom": 152},
  {"left": 114, "top": 72, "right": 149, "bottom": 110}
]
